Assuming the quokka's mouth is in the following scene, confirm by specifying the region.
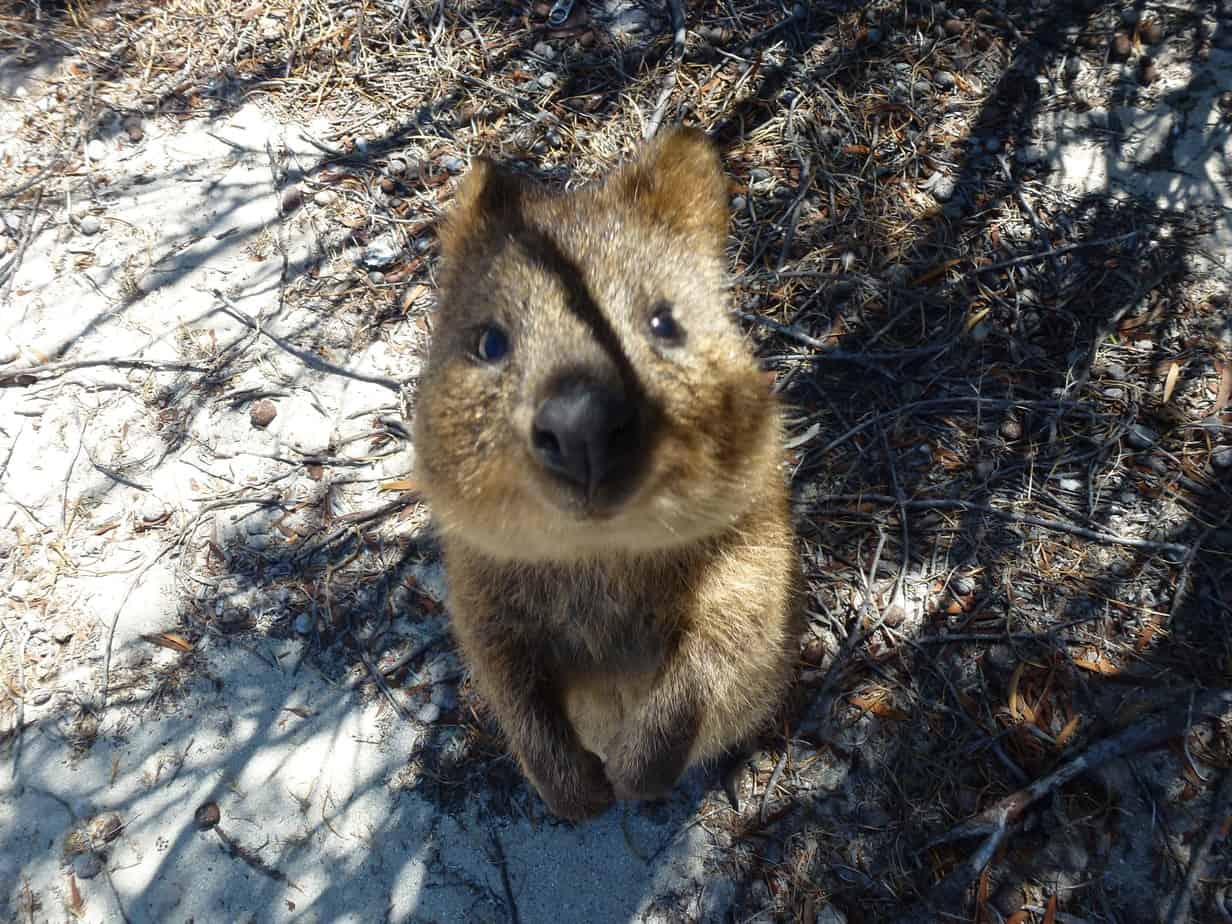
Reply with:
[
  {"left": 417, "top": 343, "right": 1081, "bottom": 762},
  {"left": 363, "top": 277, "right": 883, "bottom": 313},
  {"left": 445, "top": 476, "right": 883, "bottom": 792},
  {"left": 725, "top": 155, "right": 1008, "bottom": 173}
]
[{"left": 534, "top": 464, "right": 645, "bottom": 522}]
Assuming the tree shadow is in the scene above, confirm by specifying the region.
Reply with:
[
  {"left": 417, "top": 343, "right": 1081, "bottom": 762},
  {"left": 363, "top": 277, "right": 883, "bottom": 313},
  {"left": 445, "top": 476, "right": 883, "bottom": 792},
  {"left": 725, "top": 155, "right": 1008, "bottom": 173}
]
[
  {"left": 709, "top": 1, "right": 1232, "bottom": 920},
  {"left": 3, "top": 0, "right": 1231, "bottom": 922}
]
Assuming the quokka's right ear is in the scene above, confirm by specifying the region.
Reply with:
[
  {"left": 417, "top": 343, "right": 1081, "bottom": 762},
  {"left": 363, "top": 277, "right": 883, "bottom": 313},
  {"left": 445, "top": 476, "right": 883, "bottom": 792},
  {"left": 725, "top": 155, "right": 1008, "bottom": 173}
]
[
  {"left": 606, "top": 125, "right": 728, "bottom": 256},
  {"left": 439, "top": 157, "right": 527, "bottom": 256}
]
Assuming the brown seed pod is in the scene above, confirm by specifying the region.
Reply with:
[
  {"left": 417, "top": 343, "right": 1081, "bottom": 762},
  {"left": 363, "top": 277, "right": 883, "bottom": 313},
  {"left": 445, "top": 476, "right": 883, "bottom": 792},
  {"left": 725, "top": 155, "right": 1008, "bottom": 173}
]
[{"left": 194, "top": 801, "right": 221, "bottom": 830}]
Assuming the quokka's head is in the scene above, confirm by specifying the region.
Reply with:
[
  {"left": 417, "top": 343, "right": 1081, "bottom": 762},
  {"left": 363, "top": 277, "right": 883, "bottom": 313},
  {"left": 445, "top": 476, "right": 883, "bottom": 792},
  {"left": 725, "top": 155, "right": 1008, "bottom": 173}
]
[{"left": 413, "top": 126, "right": 782, "bottom": 562}]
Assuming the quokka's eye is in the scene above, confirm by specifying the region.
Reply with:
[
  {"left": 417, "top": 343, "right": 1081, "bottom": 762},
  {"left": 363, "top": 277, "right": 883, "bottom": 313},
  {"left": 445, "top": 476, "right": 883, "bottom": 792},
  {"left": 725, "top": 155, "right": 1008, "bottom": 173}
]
[
  {"left": 648, "top": 301, "right": 683, "bottom": 343},
  {"left": 475, "top": 324, "right": 510, "bottom": 363}
]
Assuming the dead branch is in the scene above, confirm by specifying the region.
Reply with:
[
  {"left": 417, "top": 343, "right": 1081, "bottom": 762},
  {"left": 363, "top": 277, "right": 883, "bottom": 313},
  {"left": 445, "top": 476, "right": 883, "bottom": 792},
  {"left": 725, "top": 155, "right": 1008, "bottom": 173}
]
[
  {"left": 211, "top": 289, "right": 403, "bottom": 393},
  {"left": 934, "top": 688, "right": 1232, "bottom": 848},
  {"left": 819, "top": 494, "right": 1190, "bottom": 558},
  {"left": 1165, "top": 768, "right": 1232, "bottom": 924},
  {"left": 894, "top": 689, "right": 1232, "bottom": 921}
]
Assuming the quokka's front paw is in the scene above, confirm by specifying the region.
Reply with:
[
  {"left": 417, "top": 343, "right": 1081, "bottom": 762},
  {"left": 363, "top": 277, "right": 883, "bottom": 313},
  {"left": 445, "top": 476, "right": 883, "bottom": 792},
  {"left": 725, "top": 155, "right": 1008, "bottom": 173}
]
[
  {"left": 528, "top": 750, "right": 614, "bottom": 822},
  {"left": 605, "top": 730, "right": 692, "bottom": 803}
]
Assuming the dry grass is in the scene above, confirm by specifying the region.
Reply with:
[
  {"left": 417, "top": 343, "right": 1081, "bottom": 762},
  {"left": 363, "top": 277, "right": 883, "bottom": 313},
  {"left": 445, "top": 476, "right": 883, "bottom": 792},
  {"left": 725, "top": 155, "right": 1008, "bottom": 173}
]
[{"left": 2, "top": 0, "right": 1231, "bottom": 921}]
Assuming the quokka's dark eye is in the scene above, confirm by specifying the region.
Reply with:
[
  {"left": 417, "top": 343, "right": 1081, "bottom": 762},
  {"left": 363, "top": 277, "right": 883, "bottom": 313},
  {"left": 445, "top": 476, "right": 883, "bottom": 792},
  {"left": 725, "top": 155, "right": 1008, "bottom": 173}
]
[
  {"left": 475, "top": 324, "right": 510, "bottom": 362},
  {"left": 648, "top": 302, "right": 682, "bottom": 342}
]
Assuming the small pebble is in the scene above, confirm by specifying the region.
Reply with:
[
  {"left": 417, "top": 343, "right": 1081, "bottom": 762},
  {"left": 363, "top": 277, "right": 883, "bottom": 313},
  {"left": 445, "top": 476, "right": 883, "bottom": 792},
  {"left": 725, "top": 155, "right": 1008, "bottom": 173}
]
[
  {"left": 1058, "top": 477, "right": 1083, "bottom": 492},
  {"left": 126, "top": 125, "right": 143, "bottom": 143},
  {"left": 1110, "top": 33, "right": 1132, "bottom": 60},
  {"left": 1127, "top": 424, "right": 1156, "bottom": 449},
  {"left": 538, "top": 71, "right": 557, "bottom": 89},
  {"left": 387, "top": 158, "right": 407, "bottom": 176},
  {"left": 293, "top": 611, "right": 315, "bottom": 635},
  {"left": 730, "top": 195, "right": 747, "bottom": 212},
  {"left": 78, "top": 215, "right": 101, "bottom": 236},
  {"left": 999, "top": 418, "right": 1023, "bottom": 440},
  {"left": 280, "top": 186, "right": 303, "bottom": 213},
  {"left": 440, "top": 155, "right": 466, "bottom": 174},
  {"left": 250, "top": 399, "right": 277, "bottom": 428},
  {"left": 51, "top": 622, "right": 74, "bottom": 643},
  {"left": 140, "top": 496, "right": 167, "bottom": 523},
  {"left": 368, "top": 270, "right": 385, "bottom": 285},
  {"left": 881, "top": 604, "right": 905, "bottom": 628},
  {"left": 362, "top": 232, "right": 402, "bottom": 269},
  {"left": 951, "top": 575, "right": 975, "bottom": 595},
  {"left": 1016, "top": 143, "right": 1048, "bottom": 164},
  {"left": 194, "top": 801, "right": 221, "bottom": 831},
  {"left": 417, "top": 702, "right": 442, "bottom": 724},
  {"left": 533, "top": 41, "right": 556, "bottom": 59},
  {"left": 73, "top": 852, "right": 103, "bottom": 880},
  {"left": 749, "top": 167, "right": 771, "bottom": 183},
  {"left": 431, "top": 685, "right": 457, "bottom": 711},
  {"left": 925, "top": 171, "right": 956, "bottom": 202},
  {"left": 379, "top": 176, "right": 396, "bottom": 195},
  {"left": 313, "top": 189, "right": 338, "bottom": 207},
  {"left": 934, "top": 70, "right": 956, "bottom": 89},
  {"left": 1105, "top": 363, "right": 1128, "bottom": 381},
  {"left": 86, "top": 139, "right": 107, "bottom": 161},
  {"left": 610, "top": 7, "right": 649, "bottom": 34}
]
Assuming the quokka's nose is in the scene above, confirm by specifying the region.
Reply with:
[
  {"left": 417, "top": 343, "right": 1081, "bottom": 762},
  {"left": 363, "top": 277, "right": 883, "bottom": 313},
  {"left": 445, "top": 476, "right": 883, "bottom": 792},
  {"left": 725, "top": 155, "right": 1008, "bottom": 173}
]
[{"left": 531, "top": 380, "right": 638, "bottom": 497}]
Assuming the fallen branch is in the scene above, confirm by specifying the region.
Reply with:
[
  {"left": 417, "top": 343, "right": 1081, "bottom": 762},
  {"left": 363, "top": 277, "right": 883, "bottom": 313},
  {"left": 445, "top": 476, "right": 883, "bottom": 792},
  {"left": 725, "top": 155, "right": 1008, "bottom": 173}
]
[
  {"left": 487, "top": 825, "right": 521, "bottom": 924},
  {"left": 0, "top": 357, "right": 211, "bottom": 386},
  {"left": 936, "top": 688, "right": 1232, "bottom": 848},
  {"left": 214, "top": 828, "right": 301, "bottom": 892},
  {"left": 974, "top": 231, "right": 1138, "bottom": 275},
  {"left": 1165, "top": 768, "right": 1232, "bottom": 924},
  {"left": 212, "top": 289, "right": 403, "bottom": 393},
  {"left": 890, "top": 810, "right": 1009, "bottom": 924},
  {"left": 818, "top": 494, "right": 1190, "bottom": 558},
  {"left": 893, "top": 689, "right": 1232, "bottom": 921}
]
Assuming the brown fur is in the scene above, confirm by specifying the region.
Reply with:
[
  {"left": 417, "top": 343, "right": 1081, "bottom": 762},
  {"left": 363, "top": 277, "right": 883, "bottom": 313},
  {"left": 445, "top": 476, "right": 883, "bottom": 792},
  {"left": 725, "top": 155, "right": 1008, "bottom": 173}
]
[{"left": 412, "top": 126, "right": 801, "bottom": 820}]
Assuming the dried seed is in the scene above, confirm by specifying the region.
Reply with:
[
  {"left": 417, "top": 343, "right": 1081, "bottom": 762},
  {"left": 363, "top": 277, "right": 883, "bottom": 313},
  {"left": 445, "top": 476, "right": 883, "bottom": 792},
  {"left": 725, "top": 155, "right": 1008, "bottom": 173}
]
[{"left": 194, "top": 801, "right": 221, "bottom": 830}]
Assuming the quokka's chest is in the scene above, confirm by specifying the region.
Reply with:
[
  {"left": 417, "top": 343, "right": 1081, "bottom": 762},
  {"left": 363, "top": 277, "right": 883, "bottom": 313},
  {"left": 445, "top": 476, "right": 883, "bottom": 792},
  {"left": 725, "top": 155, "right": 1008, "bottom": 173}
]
[{"left": 511, "top": 566, "right": 685, "bottom": 672}]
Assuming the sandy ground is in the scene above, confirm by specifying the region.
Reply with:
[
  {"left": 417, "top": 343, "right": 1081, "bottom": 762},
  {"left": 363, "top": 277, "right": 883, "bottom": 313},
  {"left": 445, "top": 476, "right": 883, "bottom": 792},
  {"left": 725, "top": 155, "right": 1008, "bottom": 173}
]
[
  {"left": 2, "top": 2, "right": 1232, "bottom": 923},
  {"left": 0, "top": 92, "right": 733, "bottom": 922}
]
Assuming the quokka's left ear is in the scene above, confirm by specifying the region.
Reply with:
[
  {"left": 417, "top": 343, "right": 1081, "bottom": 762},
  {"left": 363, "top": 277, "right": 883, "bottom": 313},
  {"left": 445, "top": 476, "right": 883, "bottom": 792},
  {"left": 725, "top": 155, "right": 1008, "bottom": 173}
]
[
  {"left": 604, "top": 125, "right": 728, "bottom": 255},
  {"left": 439, "top": 156, "right": 533, "bottom": 258}
]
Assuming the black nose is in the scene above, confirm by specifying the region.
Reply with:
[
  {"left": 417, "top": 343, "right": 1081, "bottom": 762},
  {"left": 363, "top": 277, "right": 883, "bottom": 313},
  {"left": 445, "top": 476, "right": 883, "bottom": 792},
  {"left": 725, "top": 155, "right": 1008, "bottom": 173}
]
[{"left": 531, "top": 380, "right": 637, "bottom": 497}]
